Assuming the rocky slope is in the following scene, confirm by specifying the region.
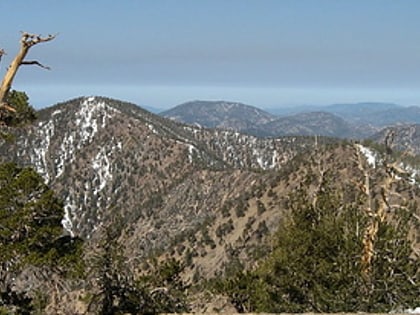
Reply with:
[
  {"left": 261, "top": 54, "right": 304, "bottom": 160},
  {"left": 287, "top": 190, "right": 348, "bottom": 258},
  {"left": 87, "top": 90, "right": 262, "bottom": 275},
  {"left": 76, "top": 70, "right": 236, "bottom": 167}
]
[
  {"left": 0, "top": 96, "right": 419, "bottom": 313},
  {"left": 0, "top": 96, "right": 319, "bottom": 244},
  {"left": 370, "top": 124, "right": 420, "bottom": 155}
]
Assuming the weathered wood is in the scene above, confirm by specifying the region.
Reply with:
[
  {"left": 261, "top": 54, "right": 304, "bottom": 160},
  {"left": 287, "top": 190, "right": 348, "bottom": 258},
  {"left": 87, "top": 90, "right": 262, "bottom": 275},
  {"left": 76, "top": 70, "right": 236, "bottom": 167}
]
[{"left": 0, "top": 32, "right": 56, "bottom": 108}]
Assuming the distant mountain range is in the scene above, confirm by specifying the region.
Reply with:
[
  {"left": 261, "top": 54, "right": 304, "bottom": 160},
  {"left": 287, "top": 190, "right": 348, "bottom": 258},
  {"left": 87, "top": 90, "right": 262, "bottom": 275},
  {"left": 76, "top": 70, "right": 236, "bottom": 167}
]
[
  {"left": 266, "top": 102, "right": 399, "bottom": 116},
  {"left": 161, "top": 100, "right": 420, "bottom": 139}
]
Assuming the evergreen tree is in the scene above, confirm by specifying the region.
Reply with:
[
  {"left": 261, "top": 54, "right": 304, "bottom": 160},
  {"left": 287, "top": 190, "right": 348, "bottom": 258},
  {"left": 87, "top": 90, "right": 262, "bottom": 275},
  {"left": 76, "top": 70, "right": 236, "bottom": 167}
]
[
  {"left": 0, "top": 163, "right": 62, "bottom": 268},
  {"left": 219, "top": 173, "right": 419, "bottom": 313},
  {"left": 0, "top": 163, "right": 84, "bottom": 313},
  {"left": 89, "top": 222, "right": 189, "bottom": 315},
  {"left": 3, "top": 90, "right": 37, "bottom": 126}
]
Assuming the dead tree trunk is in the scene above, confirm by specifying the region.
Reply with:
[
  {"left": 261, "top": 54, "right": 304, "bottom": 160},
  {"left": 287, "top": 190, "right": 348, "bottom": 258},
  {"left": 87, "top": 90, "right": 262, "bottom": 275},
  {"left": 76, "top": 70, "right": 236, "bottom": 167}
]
[
  {"left": 0, "top": 32, "right": 56, "bottom": 110},
  {"left": 354, "top": 132, "right": 411, "bottom": 282}
]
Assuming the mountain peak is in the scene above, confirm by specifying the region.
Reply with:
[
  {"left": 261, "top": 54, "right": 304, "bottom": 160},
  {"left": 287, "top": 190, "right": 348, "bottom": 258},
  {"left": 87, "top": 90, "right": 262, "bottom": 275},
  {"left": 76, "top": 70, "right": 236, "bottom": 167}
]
[{"left": 161, "top": 100, "right": 276, "bottom": 130}]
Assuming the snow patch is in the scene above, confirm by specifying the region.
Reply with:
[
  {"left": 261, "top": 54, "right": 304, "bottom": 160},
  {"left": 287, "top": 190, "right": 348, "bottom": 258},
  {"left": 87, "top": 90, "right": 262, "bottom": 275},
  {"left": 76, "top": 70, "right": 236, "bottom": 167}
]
[
  {"left": 52, "top": 109, "right": 62, "bottom": 116},
  {"left": 187, "top": 144, "right": 198, "bottom": 163},
  {"left": 90, "top": 138, "right": 122, "bottom": 195},
  {"left": 252, "top": 147, "right": 277, "bottom": 170},
  {"left": 256, "top": 156, "right": 264, "bottom": 169},
  {"left": 55, "top": 97, "right": 118, "bottom": 178},
  {"left": 148, "top": 123, "right": 158, "bottom": 134},
  {"left": 356, "top": 144, "right": 377, "bottom": 168},
  {"left": 406, "top": 307, "right": 420, "bottom": 314},
  {"left": 402, "top": 164, "right": 420, "bottom": 187},
  {"left": 74, "top": 98, "right": 103, "bottom": 145},
  {"left": 271, "top": 149, "right": 278, "bottom": 168},
  {"left": 55, "top": 134, "right": 75, "bottom": 177},
  {"left": 357, "top": 145, "right": 419, "bottom": 187},
  {"left": 92, "top": 147, "right": 113, "bottom": 195},
  {"left": 29, "top": 97, "right": 120, "bottom": 182},
  {"left": 31, "top": 120, "right": 55, "bottom": 183},
  {"left": 62, "top": 196, "right": 76, "bottom": 237}
]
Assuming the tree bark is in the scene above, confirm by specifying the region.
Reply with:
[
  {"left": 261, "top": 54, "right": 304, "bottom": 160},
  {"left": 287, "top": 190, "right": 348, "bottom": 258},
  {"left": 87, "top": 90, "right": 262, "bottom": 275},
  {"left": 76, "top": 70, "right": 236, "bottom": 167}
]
[{"left": 0, "top": 32, "right": 56, "bottom": 108}]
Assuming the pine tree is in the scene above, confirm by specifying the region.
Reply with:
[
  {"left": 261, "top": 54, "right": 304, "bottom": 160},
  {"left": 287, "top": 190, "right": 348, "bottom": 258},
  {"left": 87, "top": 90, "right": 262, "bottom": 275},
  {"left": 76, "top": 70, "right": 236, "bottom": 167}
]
[
  {"left": 219, "top": 170, "right": 419, "bottom": 313},
  {"left": 0, "top": 163, "right": 63, "bottom": 268},
  {"left": 253, "top": 183, "right": 366, "bottom": 312},
  {"left": 0, "top": 163, "right": 84, "bottom": 313},
  {"left": 88, "top": 221, "right": 189, "bottom": 314},
  {"left": 2, "top": 90, "right": 37, "bottom": 127}
]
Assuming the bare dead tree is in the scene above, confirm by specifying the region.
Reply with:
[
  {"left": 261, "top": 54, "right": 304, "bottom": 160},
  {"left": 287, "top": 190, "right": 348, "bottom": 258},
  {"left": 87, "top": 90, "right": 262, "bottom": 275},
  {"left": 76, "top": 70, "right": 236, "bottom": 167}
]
[
  {"left": 0, "top": 32, "right": 56, "bottom": 112},
  {"left": 353, "top": 132, "right": 414, "bottom": 283}
]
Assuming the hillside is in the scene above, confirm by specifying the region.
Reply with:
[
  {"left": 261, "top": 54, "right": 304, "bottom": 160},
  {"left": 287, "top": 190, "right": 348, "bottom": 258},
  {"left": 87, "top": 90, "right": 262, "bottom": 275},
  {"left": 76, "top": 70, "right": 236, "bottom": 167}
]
[
  {"left": 325, "top": 103, "right": 420, "bottom": 126},
  {"left": 246, "top": 111, "right": 357, "bottom": 138},
  {"left": 162, "top": 100, "right": 420, "bottom": 139},
  {"left": 0, "top": 96, "right": 418, "bottom": 314},
  {"left": 160, "top": 100, "right": 276, "bottom": 130},
  {"left": 324, "top": 102, "right": 401, "bottom": 122},
  {"left": 371, "top": 124, "right": 420, "bottom": 155},
  {"left": 0, "top": 96, "right": 320, "bottom": 242}
]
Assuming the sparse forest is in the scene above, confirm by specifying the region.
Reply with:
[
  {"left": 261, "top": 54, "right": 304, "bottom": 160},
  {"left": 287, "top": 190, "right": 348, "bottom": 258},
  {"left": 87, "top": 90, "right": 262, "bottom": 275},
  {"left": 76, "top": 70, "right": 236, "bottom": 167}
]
[
  {"left": 215, "top": 164, "right": 419, "bottom": 312},
  {"left": 0, "top": 32, "right": 418, "bottom": 315}
]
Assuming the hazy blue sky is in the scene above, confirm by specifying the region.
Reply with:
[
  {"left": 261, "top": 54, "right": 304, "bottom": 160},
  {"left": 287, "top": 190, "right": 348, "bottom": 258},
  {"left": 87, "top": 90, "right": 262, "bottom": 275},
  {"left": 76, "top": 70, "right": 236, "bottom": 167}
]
[{"left": 1, "top": 0, "right": 420, "bottom": 109}]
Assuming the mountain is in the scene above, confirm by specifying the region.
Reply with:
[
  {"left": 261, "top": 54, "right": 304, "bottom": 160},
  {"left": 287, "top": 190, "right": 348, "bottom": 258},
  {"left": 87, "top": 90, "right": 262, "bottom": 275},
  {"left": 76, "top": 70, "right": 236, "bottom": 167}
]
[
  {"left": 246, "top": 111, "right": 360, "bottom": 138},
  {"left": 324, "top": 103, "right": 420, "bottom": 126},
  {"left": 264, "top": 102, "right": 401, "bottom": 117},
  {"left": 161, "top": 100, "right": 420, "bottom": 139},
  {"left": 0, "top": 96, "right": 418, "bottom": 313},
  {"left": 268, "top": 102, "right": 420, "bottom": 132},
  {"left": 160, "top": 100, "right": 276, "bottom": 130},
  {"left": 364, "top": 106, "right": 420, "bottom": 126},
  {"left": 0, "top": 96, "right": 320, "bottom": 241},
  {"left": 160, "top": 101, "right": 359, "bottom": 138},
  {"left": 324, "top": 102, "right": 401, "bottom": 117},
  {"left": 371, "top": 124, "right": 420, "bottom": 155}
]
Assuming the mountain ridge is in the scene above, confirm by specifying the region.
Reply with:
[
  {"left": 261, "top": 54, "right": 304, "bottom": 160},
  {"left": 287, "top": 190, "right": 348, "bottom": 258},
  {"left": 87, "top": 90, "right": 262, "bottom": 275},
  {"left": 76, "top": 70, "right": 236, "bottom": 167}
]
[
  {"left": 1, "top": 96, "right": 321, "bottom": 240},
  {"left": 0, "top": 95, "right": 419, "bottom": 314},
  {"left": 161, "top": 100, "right": 420, "bottom": 139},
  {"left": 161, "top": 100, "right": 276, "bottom": 130}
]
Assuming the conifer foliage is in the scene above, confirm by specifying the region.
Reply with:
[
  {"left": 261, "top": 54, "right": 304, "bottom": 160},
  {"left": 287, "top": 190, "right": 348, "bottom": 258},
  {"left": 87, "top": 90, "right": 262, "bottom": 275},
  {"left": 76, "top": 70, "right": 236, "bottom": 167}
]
[
  {"left": 0, "top": 164, "right": 84, "bottom": 312},
  {"left": 88, "top": 222, "right": 189, "bottom": 315},
  {"left": 2, "top": 90, "right": 37, "bottom": 127},
  {"left": 0, "top": 163, "right": 63, "bottom": 267},
  {"left": 219, "top": 168, "right": 419, "bottom": 313}
]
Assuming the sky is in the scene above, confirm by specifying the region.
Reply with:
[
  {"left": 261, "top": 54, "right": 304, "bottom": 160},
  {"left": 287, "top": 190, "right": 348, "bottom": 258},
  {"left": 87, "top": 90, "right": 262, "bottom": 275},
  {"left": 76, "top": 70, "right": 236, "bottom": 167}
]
[{"left": 1, "top": 0, "right": 420, "bottom": 110}]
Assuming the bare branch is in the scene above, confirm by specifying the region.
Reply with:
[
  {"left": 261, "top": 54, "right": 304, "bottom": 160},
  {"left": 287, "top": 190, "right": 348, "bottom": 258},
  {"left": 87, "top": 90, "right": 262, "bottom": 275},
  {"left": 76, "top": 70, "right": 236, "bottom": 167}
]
[
  {"left": 0, "top": 31, "right": 56, "bottom": 104},
  {"left": 20, "top": 60, "right": 51, "bottom": 70},
  {"left": 0, "top": 102, "right": 16, "bottom": 113},
  {"left": 20, "top": 32, "right": 57, "bottom": 47}
]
